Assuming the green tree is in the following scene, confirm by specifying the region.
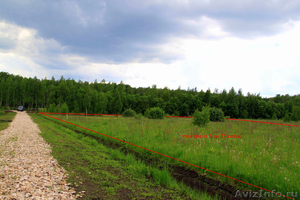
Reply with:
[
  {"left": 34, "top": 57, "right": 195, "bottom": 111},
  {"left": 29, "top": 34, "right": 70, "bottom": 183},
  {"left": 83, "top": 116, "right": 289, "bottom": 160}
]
[
  {"left": 219, "top": 101, "right": 227, "bottom": 115},
  {"left": 76, "top": 87, "right": 85, "bottom": 112},
  {"left": 240, "top": 109, "right": 248, "bottom": 119},
  {"left": 61, "top": 102, "right": 69, "bottom": 113},
  {"left": 160, "top": 86, "right": 170, "bottom": 102},
  {"left": 266, "top": 101, "right": 276, "bottom": 119},
  {"left": 227, "top": 87, "right": 237, "bottom": 104},
  {"left": 220, "top": 89, "right": 228, "bottom": 103},
  {"left": 226, "top": 102, "right": 239, "bottom": 118},
  {"left": 72, "top": 100, "right": 80, "bottom": 113},
  {"left": 48, "top": 103, "right": 57, "bottom": 112},
  {"left": 5, "top": 76, "right": 13, "bottom": 108},
  {"left": 283, "top": 111, "right": 291, "bottom": 122},
  {"left": 83, "top": 88, "right": 92, "bottom": 114},
  {"left": 277, "top": 103, "right": 285, "bottom": 119},
  {"left": 211, "top": 96, "right": 221, "bottom": 108},
  {"left": 20, "top": 78, "right": 28, "bottom": 107},
  {"left": 136, "top": 95, "right": 149, "bottom": 114},
  {"left": 165, "top": 97, "right": 180, "bottom": 116},
  {"left": 192, "top": 106, "right": 210, "bottom": 127},
  {"left": 237, "top": 88, "right": 245, "bottom": 118},
  {"left": 203, "top": 88, "right": 211, "bottom": 106},
  {"left": 180, "top": 103, "right": 189, "bottom": 116},
  {"left": 272, "top": 113, "right": 278, "bottom": 120},
  {"left": 291, "top": 106, "right": 300, "bottom": 122},
  {"left": 257, "top": 100, "right": 267, "bottom": 118},
  {"left": 284, "top": 101, "right": 293, "bottom": 114},
  {"left": 0, "top": 79, "right": 5, "bottom": 107}
]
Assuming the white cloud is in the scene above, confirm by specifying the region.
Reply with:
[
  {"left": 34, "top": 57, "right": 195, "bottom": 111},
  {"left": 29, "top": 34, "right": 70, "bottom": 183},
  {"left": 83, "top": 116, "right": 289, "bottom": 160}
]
[{"left": 181, "top": 16, "right": 231, "bottom": 39}]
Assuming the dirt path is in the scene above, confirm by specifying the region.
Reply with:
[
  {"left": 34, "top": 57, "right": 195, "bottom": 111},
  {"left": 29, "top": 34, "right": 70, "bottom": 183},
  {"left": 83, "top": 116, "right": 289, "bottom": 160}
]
[{"left": 0, "top": 111, "right": 78, "bottom": 199}]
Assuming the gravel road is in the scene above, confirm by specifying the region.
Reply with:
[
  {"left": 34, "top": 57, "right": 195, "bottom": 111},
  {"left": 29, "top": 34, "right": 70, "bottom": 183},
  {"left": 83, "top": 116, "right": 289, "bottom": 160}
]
[{"left": 0, "top": 111, "right": 78, "bottom": 199}]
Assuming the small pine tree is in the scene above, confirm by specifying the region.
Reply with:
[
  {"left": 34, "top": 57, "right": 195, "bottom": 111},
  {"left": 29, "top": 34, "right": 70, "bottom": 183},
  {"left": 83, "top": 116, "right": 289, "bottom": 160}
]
[
  {"left": 192, "top": 106, "right": 210, "bottom": 127},
  {"left": 283, "top": 111, "right": 291, "bottom": 122},
  {"left": 61, "top": 102, "right": 69, "bottom": 113},
  {"left": 272, "top": 113, "right": 278, "bottom": 120}
]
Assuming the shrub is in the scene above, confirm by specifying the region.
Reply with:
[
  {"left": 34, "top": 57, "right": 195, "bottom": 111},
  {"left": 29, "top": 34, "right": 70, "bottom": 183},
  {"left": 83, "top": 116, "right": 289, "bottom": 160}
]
[
  {"left": 134, "top": 113, "right": 143, "bottom": 120},
  {"left": 209, "top": 107, "right": 225, "bottom": 122},
  {"left": 283, "top": 111, "right": 291, "bottom": 122},
  {"left": 145, "top": 107, "right": 165, "bottom": 119},
  {"left": 122, "top": 108, "right": 136, "bottom": 117},
  {"left": 272, "top": 113, "right": 278, "bottom": 120},
  {"left": 192, "top": 106, "right": 210, "bottom": 127}
]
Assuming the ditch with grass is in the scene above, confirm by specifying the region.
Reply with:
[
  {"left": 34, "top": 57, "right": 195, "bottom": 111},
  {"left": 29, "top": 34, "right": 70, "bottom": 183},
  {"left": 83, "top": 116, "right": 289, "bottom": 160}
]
[
  {"left": 29, "top": 113, "right": 221, "bottom": 200},
  {"left": 42, "top": 113, "right": 300, "bottom": 199}
]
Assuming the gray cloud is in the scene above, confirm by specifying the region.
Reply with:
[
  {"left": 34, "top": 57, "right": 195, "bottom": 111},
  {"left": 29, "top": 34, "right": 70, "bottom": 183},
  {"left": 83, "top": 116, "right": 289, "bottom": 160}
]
[{"left": 1, "top": 0, "right": 300, "bottom": 64}]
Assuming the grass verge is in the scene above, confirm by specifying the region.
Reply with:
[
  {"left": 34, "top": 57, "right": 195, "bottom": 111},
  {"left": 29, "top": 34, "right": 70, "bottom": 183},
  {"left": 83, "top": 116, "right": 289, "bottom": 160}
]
[{"left": 0, "top": 112, "right": 17, "bottom": 131}]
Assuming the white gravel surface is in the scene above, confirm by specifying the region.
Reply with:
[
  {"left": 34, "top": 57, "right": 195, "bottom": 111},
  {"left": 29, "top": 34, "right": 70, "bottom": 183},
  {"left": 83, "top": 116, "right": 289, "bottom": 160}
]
[{"left": 0, "top": 111, "right": 78, "bottom": 199}]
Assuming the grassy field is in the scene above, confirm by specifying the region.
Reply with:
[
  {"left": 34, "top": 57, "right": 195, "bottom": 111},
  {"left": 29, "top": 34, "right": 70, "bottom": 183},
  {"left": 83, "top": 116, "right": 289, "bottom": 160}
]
[
  {"left": 45, "top": 114, "right": 300, "bottom": 199},
  {"left": 0, "top": 111, "right": 17, "bottom": 131},
  {"left": 29, "top": 113, "right": 220, "bottom": 200}
]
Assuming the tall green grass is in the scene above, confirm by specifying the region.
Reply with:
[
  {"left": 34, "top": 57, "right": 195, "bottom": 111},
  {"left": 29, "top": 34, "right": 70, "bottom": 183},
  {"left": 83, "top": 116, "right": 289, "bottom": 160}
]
[
  {"left": 33, "top": 114, "right": 220, "bottom": 200},
  {"left": 50, "top": 114, "right": 300, "bottom": 195}
]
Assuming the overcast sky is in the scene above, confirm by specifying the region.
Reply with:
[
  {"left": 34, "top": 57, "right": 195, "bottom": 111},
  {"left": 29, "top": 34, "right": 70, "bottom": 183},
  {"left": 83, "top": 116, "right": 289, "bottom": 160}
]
[{"left": 1, "top": 0, "right": 300, "bottom": 97}]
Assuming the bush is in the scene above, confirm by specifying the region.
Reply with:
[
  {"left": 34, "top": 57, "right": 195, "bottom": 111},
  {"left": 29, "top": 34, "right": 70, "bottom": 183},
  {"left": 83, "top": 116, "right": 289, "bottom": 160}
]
[
  {"left": 134, "top": 113, "right": 143, "bottom": 120},
  {"left": 145, "top": 107, "right": 165, "bottom": 119},
  {"left": 272, "top": 113, "right": 278, "bottom": 120},
  {"left": 283, "top": 111, "right": 291, "bottom": 122},
  {"left": 209, "top": 107, "right": 225, "bottom": 122},
  {"left": 122, "top": 108, "right": 136, "bottom": 117},
  {"left": 192, "top": 106, "right": 210, "bottom": 127}
]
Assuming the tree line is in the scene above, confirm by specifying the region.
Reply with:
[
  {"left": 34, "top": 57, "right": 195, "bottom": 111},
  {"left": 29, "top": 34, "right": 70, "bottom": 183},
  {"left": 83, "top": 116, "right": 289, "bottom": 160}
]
[{"left": 1, "top": 71, "right": 300, "bottom": 120}]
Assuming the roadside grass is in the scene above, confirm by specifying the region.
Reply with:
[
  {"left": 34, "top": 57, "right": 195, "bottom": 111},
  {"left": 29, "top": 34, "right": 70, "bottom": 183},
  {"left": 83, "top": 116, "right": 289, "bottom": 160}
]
[
  {"left": 48, "top": 114, "right": 300, "bottom": 197},
  {"left": 29, "top": 113, "right": 219, "bottom": 200},
  {"left": 0, "top": 112, "right": 17, "bottom": 131}
]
